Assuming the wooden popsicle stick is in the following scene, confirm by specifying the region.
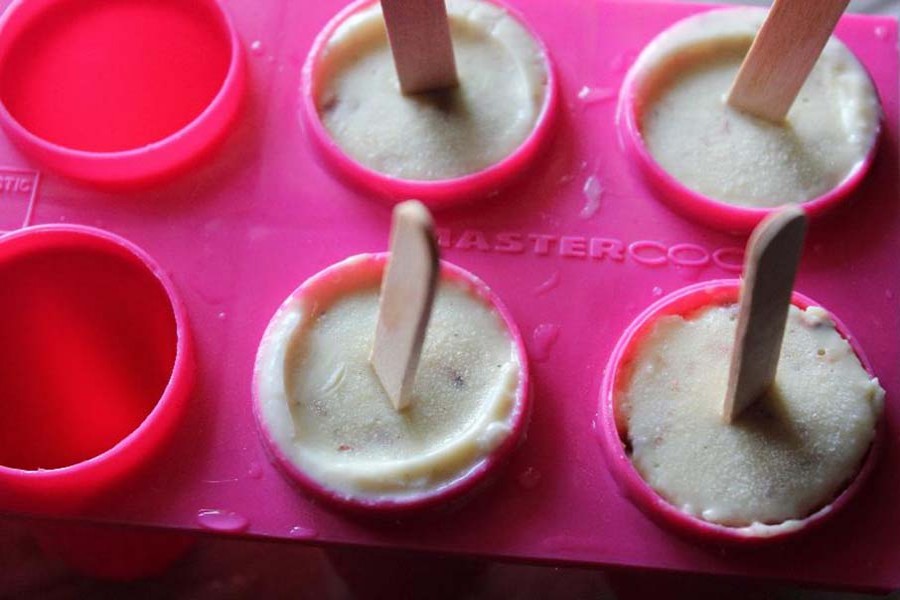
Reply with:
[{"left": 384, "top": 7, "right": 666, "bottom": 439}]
[
  {"left": 370, "top": 200, "right": 439, "bottom": 411},
  {"left": 726, "top": 0, "right": 849, "bottom": 123},
  {"left": 381, "top": 0, "right": 458, "bottom": 94},
  {"left": 722, "top": 206, "right": 808, "bottom": 423}
]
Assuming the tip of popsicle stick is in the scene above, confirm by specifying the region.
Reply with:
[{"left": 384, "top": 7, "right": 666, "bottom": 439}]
[
  {"left": 722, "top": 205, "right": 808, "bottom": 424},
  {"left": 726, "top": 0, "right": 850, "bottom": 123},
  {"left": 370, "top": 200, "right": 440, "bottom": 411},
  {"left": 395, "top": 199, "right": 434, "bottom": 228}
]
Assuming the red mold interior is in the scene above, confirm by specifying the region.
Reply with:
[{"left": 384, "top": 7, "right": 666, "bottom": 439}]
[
  {"left": 0, "top": 0, "right": 231, "bottom": 152},
  {"left": 0, "top": 238, "right": 177, "bottom": 471}
]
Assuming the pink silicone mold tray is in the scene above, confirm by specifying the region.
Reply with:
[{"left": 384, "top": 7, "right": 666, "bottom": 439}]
[{"left": 0, "top": 0, "right": 898, "bottom": 592}]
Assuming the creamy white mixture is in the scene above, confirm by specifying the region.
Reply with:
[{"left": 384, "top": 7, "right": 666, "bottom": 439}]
[
  {"left": 316, "top": 0, "right": 548, "bottom": 180},
  {"left": 620, "top": 303, "right": 884, "bottom": 529},
  {"left": 636, "top": 8, "right": 880, "bottom": 207},
  {"left": 256, "top": 264, "right": 521, "bottom": 500}
]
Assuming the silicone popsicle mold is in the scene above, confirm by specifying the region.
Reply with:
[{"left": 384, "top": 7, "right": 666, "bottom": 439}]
[
  {"left": 253, "top": 253, "right": 531, "bottom": 515},
  {"left": 597, "top": 280, "right": 883, "bottom": 544},
  {"left": 0, "top": 0, "right": 245, "bottom": 186},
  {"left": 0, "top": 0, "right": 896, "bottom": 592},
  {"left": 617, "top": 8, "right": 883, "bottom": 234},
  {"left": 0, "top": 225, "right": 194, "bottom": 512},
  {"left": 300, "top": 0, "right": 559, "bottom": 208}
]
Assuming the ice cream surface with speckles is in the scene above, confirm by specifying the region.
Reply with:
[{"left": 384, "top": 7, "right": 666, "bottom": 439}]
[
  {"left": 255, "top": 258, "right": 522, "bottom": 501},
  {"left": 315, "top": 0, "right": 548, "bottom": 180},
  {"left": 620, "top": 303, "right": 884, "bottom": 530},
  {"left": 636, "top": 8, "right": 880, "bottom": 207}
]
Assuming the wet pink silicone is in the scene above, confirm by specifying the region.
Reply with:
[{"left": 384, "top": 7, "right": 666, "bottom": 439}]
[
  {"left": 252, "top": 253, "right": 531, "bottom": 515},
  {"left": 0, "top": 225, "right": 194, "bottom": 512},
  {"left": 0, "top": 0, "right": 245, "bottom": 186},
  {"left": 617, "top": 11, "right": 882, "bottom": 234},
  {"left": 300, "top": 0, "right": 559, "bottom": 208},
  {"left": 598, "top": 280, "right": 883, "bottom": 544}
]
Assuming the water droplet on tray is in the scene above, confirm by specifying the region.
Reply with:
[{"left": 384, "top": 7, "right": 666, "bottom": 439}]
[
  {"left": 533, "top": 272, "right": 560, "bottom": 296},
  {"left": 531, "top": 324, "right": 560, "bottom": 362},
  {"left": 250, "top": 40, "right": 263, "bottom": 54},
  {"left": 518, "top": 467, "right": 542, "bottom": 489},
  {"left": 196, "top": 509, "right": 249, "bottom": 533},
  {"left": 247, "top": 462, "right": 263, "bottom": 480},
  {"left": 875, "top": 25, "right": 888, "bottom": 40},
  {"left": 218, "top": 311, "right": 227, "bottom": 320},
  {"left": 288, "top": 526, "right": 318, "bottom": 539},
  {"left": 577, "top": 85, "right": 615, "bottom": 105},
  {"left": 609, "top": 52, "right": 633, "bottom": 73},
  {"left": 579, "top": 175, "right": 603, "bottom": 219},
  {"left": 652, "top": 286, "right": 663, "bottom": 297}
]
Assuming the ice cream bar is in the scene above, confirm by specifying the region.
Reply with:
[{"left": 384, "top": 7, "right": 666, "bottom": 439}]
[
  {"left": 618, "top": 300, "right": 883, "bottom": 532},
  {"left": 253, "top": 254, "right": 530, "bottom": 512},
  {"left": 631, "top": 8, "right": 880, "bottom": 209},
  {"left": 314, "top": 0, "right": 549, "bottom": 182}
]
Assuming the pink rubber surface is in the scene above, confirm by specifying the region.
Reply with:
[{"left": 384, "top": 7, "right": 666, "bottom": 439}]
[
  {"left": 252, "top": 253, "right": 531, "bottom": 515},
  {"left": 0, "top": 0, "right": 896, "bottom": 593},
  {"left": 598, "top": 280, "right": 883, "bottom": 544}
]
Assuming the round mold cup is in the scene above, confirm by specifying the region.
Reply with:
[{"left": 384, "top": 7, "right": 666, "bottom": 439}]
[
  {"left": 0, "top": 0, "right": 245, "bottom": 187},
  {"left": 300, "top": 0, "right": 559, "bottom": 209},
  {"left": 252, "top": 253, "right": 531, "bottom": 516},
  {"left": 617, "top": 8, "right": 882, "bottom": 234},
  {"left": 0, "top": 225, "right": 194, "bottom": 512},
  {"left": 597, "top": 280, "right": 883, "bottom": 544}
]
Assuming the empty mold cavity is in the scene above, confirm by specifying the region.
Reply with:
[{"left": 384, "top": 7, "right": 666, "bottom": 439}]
[
  {"left": 0, "top": 0, "right": 244, "bottom": 184},
  {"left": 0, "top": 227, "right": 183, "bottom": 472}
]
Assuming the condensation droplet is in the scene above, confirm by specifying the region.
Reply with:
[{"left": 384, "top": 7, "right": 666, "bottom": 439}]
[
  {"left": 518, "top": 467, "right": 542, "bottom": 489},
  {"left": 531, "top": 324, "right": 560, "bottom": 362},
  {"left": 609, "top": 52, "right": 632, "bottom": 73},
  {"left": 288, "top": 525, "right": 319, "bottom": 539},
  {"left": 533, "top": 272, "right": 560, "bottom": 296},
  {"left": 580, "top": 175, "right": 604, "bottom": 219},
  {"left": 247, "top": 462, "right": 263, "bottom": 480},
  {"left": 196, "top": 509, "right": 249, "bottom": 533},
  {"left": 577, "top": 85, "right": 615, "bottom": 105}
]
